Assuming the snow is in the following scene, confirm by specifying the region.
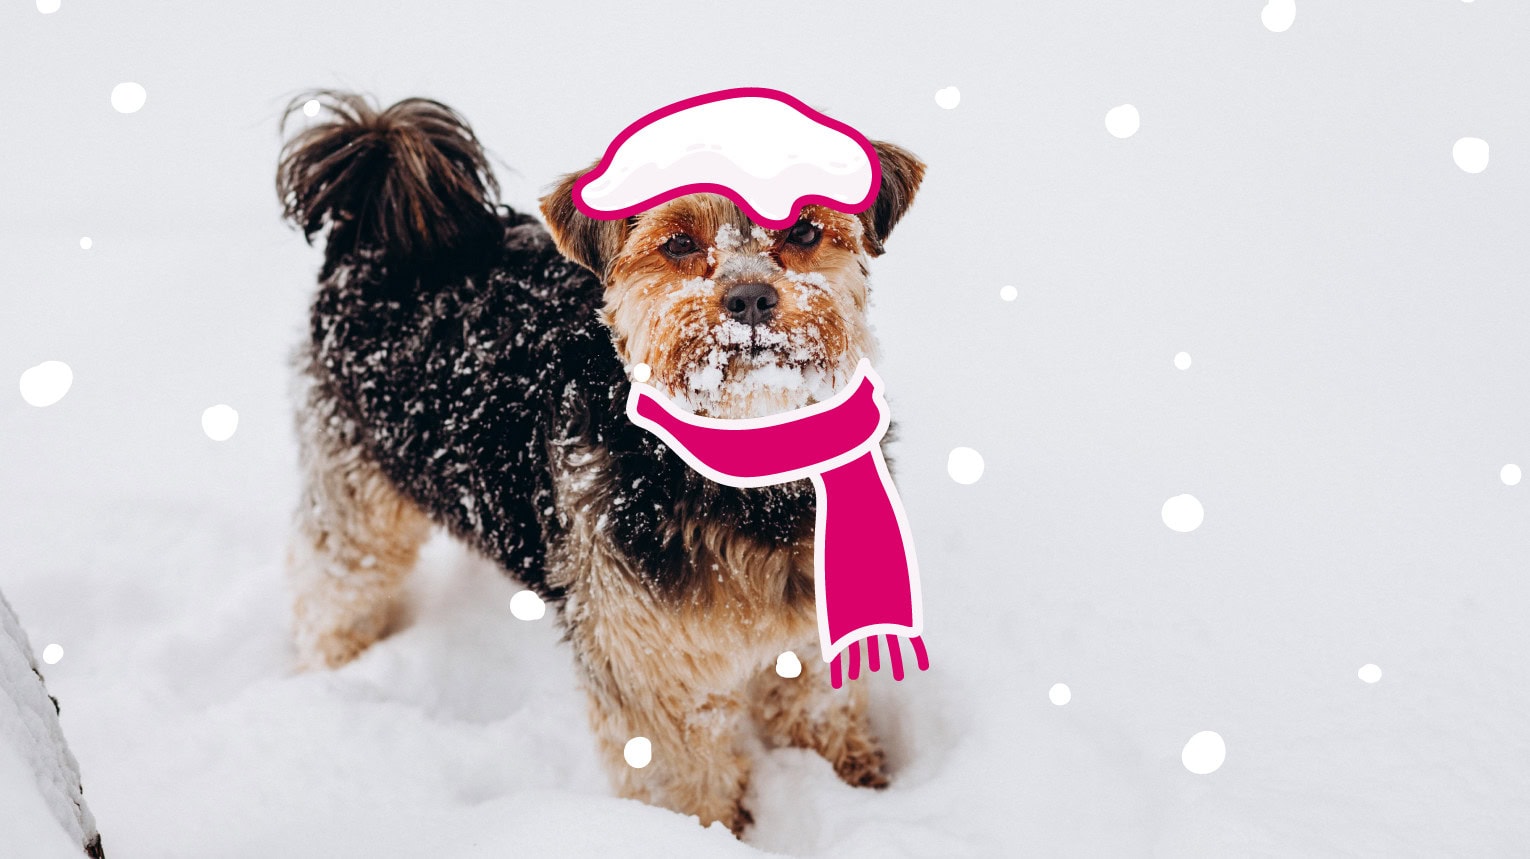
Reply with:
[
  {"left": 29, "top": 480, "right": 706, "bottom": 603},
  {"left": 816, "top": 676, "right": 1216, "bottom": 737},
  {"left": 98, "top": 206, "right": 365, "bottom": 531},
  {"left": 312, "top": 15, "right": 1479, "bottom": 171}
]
[
  {"left": 1160, "top": 494, "right": 1205, "bottom": 533},
  {"left": 773, "top": 652, "right": 802, "bottom": 679},
  {"left": 945, "top": 447, "right": 984, "bottom": 485},
  {"left": 1261, "top": 0, "right": 1296, "bottom": 34},
  {"left": 0, "top": 592, "right": 99, "bottom": 856},
  {"left": 109, "top": 82, "right": 146, "bottom": 114},
  {"left": 6, "top": 0, "right": 1530, "bottom": 855},
  {"left": 18, "top": 361, "right": 73, "bottom": 407},
  {"left": 622, "top": 736, "right": 652, "bottom": 769},
  {"left": 1452, "top": 137, "right": 1489, "bottom": 173},
  {"left": 784, "top": 270, "right": 829, "bottom": 310},
  {"left": 933, "top": 87, "right": 960, "bottom": 110},
  {"left": 200, "top": 404, "right": 239, "bottom": 441},
  {"left": 672, "top": 314, "right": 842, "bottom": 418},
  {"left": 509, "top": 590, "right": 546, "bottom": 622},
  {"left": 1104, "top": 103, "right": 1140, "bottom": 139},
  {"left": 0, "top": 740, "right": 82, "bottom": 859},
  {"left": 713, "top": 223, "right": 743, "bottom": 252},
  {"left": 1047, "top": 683, "right": 1071, "bottom": 706},
  {"left": 1181, "top": 731, "right": 1227, "bottom": 775}
]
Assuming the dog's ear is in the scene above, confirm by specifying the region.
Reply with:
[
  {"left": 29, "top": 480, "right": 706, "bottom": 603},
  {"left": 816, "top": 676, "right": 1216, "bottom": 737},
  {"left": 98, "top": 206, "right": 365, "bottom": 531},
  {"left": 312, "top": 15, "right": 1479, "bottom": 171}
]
[
  {"left": 858, "top": 141, "right": 926, "bottom": 257},
  {"left": 540, "top": 167, "right": 629, "bottom": 279}
]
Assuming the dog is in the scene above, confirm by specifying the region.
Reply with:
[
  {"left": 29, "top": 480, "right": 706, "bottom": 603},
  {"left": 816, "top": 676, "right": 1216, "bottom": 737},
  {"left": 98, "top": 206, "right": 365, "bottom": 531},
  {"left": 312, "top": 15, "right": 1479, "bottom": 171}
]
[{"left": 276, "top": 91, "right": 924, "bottom": 834}]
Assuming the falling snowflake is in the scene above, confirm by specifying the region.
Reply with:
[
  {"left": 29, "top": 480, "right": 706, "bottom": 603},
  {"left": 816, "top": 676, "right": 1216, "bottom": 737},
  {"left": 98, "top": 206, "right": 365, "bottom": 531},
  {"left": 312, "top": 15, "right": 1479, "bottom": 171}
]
[
  {"left": 1182, "top": 730, "right": 1226, "bottom": 774},
  {"left": 19, "top": 361, "right": 73, "bottom": 407},
  {"left": 201, "top": 404, "right": 239, "bottom": 441}
]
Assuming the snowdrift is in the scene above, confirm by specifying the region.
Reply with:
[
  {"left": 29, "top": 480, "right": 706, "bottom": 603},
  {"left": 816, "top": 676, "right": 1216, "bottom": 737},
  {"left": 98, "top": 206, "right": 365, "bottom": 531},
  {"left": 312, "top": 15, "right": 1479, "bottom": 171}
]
[{"left": 0, "top": 590, "right": 103, "bottom": 858}]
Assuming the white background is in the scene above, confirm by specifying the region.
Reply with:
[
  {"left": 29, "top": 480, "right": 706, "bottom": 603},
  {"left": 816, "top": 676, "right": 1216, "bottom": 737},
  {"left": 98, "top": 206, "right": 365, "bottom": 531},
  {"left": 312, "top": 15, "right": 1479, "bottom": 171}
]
[{"left": 2, "top": 0, "right": 1528, "bottom": 855}]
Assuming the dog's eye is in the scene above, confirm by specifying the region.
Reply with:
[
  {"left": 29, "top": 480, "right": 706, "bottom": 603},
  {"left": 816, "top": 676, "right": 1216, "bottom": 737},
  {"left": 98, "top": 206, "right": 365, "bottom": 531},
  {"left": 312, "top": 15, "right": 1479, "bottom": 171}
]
[
  {"left": 661, "top": 234, "right": 699, "bottom": 257},
  {"left": 785, "top": 221, "right": 821, "bottom": 247}
]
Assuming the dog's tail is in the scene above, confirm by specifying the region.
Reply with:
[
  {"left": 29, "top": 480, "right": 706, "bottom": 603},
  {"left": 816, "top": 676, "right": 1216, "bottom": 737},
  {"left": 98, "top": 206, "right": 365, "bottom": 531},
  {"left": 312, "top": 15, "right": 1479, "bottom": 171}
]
[{"left": 276, "top": 90, "right": 502, "bottom": 268}]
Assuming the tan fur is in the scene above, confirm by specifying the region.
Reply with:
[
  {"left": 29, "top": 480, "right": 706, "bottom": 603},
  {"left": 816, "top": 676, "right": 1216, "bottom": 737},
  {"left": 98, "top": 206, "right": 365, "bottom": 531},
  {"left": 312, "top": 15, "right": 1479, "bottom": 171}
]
[
  {"left": 286, "top": 361, "right": 432, "bottom": 670},
  {"left": 600, "top": 198, "right": 877, "bottom": 418},
  {"left": 750, "top": 647, "right": 889, "bottom": 789},
  {"left": 545, "top": 435, "right": 885, "bottom": 831}
]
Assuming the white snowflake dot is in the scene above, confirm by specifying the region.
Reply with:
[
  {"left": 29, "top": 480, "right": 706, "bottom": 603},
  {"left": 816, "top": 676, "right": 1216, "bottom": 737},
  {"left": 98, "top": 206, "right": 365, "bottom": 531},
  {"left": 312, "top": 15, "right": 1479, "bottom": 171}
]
[
  {"left": 1174, "top": 351, "right": 1192, "bottom": 370},
  {"left": 999, "top": 285, "right": 1018, "bottom": 302},
  {"left": 1162, "top": 494, "right": 1204, "bottom": 533},
  {"left": 947, "top": 447, "right": 984, "bottom": 485},
  {"left": 302, "top": 99, "right": 321, "bottom": 117},
  {"left": 509, "top": 589, "right": 546, "bottom": 621},
  {"left": 111, "top": 82, "right": 147, "bottom": 114},
  {"left": 934, "top": 86, "right": 961, "bottom": 110},
  {"left": 1358, "top": 663, "right": 1382, "bottom": 684},
  {"left": 1500, "top": 464, "right": 1521, "bottom": 486},
  {"left": 19, "top": 361, "right": 73, "bottom": 407},
  {"left": 1105, "top": 104, "right": 1140, "bottom": 139},
  {"left": 79, "top": 237, "right": 92, "bottom": 250},
  {"left": 1182, "top": 730, "right": 1226, "bottom": 774},
  {"left": 1261, "top": 0, "right": 1295, "bottom": 33},
  {"left": 36, "top": 0, "right": 61, "bottom": 13},
  {"left": 201, "top": 404, "right": 239, "bottom": 441},
  {"left": 631, "top": 362, "right": 652, "bottom": 383},
  {"left": 1048, "top": 683, "right": 1071, "bottom": 706},
  {"left": 42, "top": 644, "right": 63, "bottom": 665},
  {"left": 1453, "top": 137, "right": 1489, "bottom": 174},
  {"left": 624, "top": 736, "right": 652, "bottom": 768},
  {"left": 774, "top": 651, "right": 802, "bottom": 678}
]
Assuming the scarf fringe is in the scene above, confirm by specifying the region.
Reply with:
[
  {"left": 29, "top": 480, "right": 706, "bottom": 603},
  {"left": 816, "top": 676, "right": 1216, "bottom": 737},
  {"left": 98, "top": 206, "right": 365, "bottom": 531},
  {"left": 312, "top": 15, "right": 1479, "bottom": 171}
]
[{"left": 829, "top": 635, "right": 929, "bottom": 689}]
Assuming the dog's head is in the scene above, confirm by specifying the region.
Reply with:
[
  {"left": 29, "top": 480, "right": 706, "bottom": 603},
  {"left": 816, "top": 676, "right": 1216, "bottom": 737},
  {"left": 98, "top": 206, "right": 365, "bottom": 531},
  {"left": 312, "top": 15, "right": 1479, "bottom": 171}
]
[{"left": 541, "top": 142, "right": 924, "bottom": 418}]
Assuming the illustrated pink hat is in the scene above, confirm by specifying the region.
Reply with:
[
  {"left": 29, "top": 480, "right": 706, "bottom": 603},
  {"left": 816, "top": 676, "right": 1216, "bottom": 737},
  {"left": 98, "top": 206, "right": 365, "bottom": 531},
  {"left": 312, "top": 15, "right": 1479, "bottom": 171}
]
[{"left": 572, "top": 87, "right": 883, "bottom": 229}]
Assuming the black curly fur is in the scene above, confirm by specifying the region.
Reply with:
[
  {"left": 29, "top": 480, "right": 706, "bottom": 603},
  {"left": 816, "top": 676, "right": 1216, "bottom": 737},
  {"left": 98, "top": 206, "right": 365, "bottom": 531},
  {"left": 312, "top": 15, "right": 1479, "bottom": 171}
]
[
  {"left": 277, "top": 91, "right": 503, "bottom": 270},
  {"left": 280, "top": 94, "right": 815, "bottom": 603}
]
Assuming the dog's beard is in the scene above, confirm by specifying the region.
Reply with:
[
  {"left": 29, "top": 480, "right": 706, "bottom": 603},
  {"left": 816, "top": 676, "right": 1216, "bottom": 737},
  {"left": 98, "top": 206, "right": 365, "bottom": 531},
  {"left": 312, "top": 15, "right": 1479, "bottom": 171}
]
[{"left": 668, "top": 318, "right": 851, "bottom": 419}]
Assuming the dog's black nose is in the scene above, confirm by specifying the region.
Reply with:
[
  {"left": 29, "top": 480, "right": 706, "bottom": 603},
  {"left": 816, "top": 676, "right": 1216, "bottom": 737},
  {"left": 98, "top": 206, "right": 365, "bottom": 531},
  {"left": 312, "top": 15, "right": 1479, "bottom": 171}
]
[{"left": 723, "top": 282, "right": 779, "bottom": 326}]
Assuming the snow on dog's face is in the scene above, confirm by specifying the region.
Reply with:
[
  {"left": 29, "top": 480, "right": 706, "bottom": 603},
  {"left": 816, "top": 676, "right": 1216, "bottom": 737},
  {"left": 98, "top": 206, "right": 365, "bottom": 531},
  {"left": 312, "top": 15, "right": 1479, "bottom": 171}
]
[
  {"left": 542, "top": 142, "right": 925, "bottom": 419},
  {"left": 601, "top": 197, "right": 872, "bottom": 418}
]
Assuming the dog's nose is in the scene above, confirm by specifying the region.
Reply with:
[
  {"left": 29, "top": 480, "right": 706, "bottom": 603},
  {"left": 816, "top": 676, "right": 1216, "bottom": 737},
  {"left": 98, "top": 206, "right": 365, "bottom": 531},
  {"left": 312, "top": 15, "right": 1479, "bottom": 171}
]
[{"left": 723, "top": 282, "right": 779, "bottom": 326}]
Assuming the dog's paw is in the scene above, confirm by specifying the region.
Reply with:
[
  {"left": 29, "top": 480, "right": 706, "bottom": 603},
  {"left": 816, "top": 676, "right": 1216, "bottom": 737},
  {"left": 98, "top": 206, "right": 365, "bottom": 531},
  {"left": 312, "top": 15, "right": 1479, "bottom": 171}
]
[
  {"left": 292, "top": 621, "right": 378, "bottom": 671},
  {"left": 726, "top": 803, "right": 755, "bottom": 838},
  {"left": 833, "top": 742, "right": 891, "bottom": 790},
  {"left": 292, "top": 594, "right": 400, "bottom": 671}
]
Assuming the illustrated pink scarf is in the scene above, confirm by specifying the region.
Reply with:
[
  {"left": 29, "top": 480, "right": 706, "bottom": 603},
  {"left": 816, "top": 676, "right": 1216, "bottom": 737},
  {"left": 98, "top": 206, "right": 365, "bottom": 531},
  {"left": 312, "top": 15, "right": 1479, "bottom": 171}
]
[{"left": 627, "top": 360, "right": 927, "bottom": 688}]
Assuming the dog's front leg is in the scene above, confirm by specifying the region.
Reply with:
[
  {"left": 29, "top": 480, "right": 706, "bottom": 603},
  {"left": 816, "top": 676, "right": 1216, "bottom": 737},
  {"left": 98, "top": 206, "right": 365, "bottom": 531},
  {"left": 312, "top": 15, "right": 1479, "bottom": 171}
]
[
  {"left": 749, "top": 644, "right": 890, "bottom": 789},
  {"left": 572, "top": 614, "right": 755, "bottom": 835}
]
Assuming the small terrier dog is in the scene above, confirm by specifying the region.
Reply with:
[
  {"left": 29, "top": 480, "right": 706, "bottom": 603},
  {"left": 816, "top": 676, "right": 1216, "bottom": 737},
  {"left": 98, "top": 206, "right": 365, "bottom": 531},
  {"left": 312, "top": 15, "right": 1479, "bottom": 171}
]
[{"left": 276, "top": 91, "right": 923, "bottom": 834}]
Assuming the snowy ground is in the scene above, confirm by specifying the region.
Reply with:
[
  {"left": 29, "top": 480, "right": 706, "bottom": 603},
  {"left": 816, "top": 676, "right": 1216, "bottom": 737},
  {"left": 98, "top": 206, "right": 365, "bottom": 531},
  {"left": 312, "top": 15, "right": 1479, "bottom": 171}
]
[{"left": 5, "top": 1, "right": 1530, "bottom": 856}]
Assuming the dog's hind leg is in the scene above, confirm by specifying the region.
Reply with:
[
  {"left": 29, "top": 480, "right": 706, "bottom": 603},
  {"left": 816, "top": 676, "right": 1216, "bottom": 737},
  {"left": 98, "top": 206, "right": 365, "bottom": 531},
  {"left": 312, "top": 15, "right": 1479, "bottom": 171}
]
[{"left": 286, "top": 370, "right": 431, "bottom": 671}]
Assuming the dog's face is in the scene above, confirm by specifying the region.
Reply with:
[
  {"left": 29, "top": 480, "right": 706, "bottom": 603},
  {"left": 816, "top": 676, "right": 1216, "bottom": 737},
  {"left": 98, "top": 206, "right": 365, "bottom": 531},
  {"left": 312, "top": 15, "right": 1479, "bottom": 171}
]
[{"left": 542, "top": 142, "right": 924, "bottom": 418}]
